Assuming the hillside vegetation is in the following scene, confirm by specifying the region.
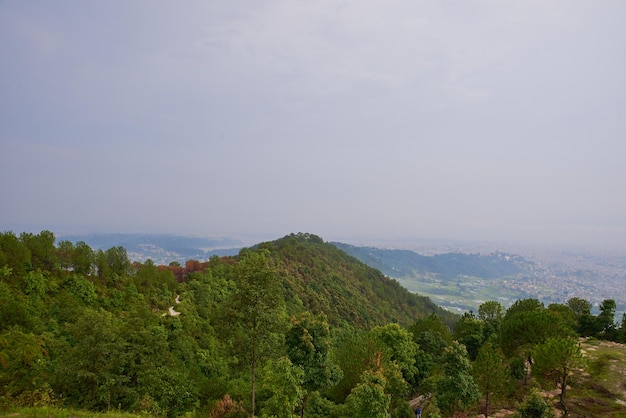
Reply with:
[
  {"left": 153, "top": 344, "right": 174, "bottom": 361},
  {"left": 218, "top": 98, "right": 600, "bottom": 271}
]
[
  {"left": 2, "top": 230, "right": 626, "bottom": 418},
  {"left": 260, "top": 234, "right": 457, "bottom": 328}
]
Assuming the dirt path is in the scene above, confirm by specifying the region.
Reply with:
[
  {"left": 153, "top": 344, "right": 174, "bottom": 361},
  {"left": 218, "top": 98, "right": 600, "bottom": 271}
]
[{"left": 165, "top": 295, "right": 181, "bottom": 317}]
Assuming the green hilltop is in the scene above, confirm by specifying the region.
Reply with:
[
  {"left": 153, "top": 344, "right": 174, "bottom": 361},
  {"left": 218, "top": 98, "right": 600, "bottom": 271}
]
[{"left": 258, "top": 233, "right": 457, "bottom": 328}]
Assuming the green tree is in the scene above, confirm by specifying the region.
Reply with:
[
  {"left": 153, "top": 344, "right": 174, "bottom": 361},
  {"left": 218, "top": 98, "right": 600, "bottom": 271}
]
[
  {"left": 345, "top": 371, "right": 391, "bottom": 418},
  {"left": 566, "top": 297, "right": 595, "bottom": 336},
  {"left": 369, "top": 323, "right": 418, "bottom": 417},
  {"left": 427, "top": 341, "right": 480, "bottom": 416},
  {"left": 566, "top": 297, "right": 592, "bottom": 317},
  {"left": 0, "top": 231, "right": 31, "bottom": 279},
  {"left": 331, "top": 330, "right": 385, "bottom": 404},
  {"left": 20, "top": 230, "right": 57, "bottom": 271},
  {"left": 518, "top": 388, "right": 554, "bottom": 418},
  {"left": 370, "top": 323, "right": 418, "bottom": 387},
  {"left": 532, "top": 337, "right": 583, "bottom": 418},
  {"left": 473, "top": 342, "right": 508, "bottom": 418},
  {"left": 0, "top": 329, "right": 49, "bottom": 404},
  {"left": 73, "top": 241, "right": 94, "bottom": 275},
  {"left": 106, "top": 246, "right": 130, "bottom": 277},
  {"left": 286, "top": 312, "right": 341, "bottom": 417},
  {"left": 410, "top": 314, "right": 452, "bottom": 387},
  {"left": 478, "top": 301, "right": 504, "bottom": 341},
  {"left": 500, "top": 299, "right": 559, "bottom": 359},
  {"left": 478, "top": 301, "right": 504, "bottom": 324},
  {"left": 228, "top": 249, "right": 286, "bottom": 417},
  {"left": 598, "top": 299, "right": 617, "bottom": 339},
  {"left": 54, "top": 309, "right": 129, "bottom": 411},
  {"left": 260, "top": 357, "right": 304, "bottom": 418},
  {"left": 453, "top": 311, "right": 485, "bottom": 360},
  {"left": 546, "top": 304, "right": 577, "bottom": 337},
  {"left": 56, "top": 240, "right": 75, "bottom": 271}
]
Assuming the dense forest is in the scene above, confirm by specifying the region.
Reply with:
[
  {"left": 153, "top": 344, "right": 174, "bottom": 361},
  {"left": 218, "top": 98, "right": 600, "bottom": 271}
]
[{"left": 1, "top": 231, "right": 626, "bottom": 417}]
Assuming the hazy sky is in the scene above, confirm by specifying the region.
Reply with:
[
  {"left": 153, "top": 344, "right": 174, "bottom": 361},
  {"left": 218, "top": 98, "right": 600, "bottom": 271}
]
[{"left": 1, "top": 1, "right": 625, "bottom": 250}]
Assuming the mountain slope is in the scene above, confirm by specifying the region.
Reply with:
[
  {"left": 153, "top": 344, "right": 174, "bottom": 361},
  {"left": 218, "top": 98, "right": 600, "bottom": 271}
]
[{"left": 257, "top": 233, "right": 458, "bottom": 328}]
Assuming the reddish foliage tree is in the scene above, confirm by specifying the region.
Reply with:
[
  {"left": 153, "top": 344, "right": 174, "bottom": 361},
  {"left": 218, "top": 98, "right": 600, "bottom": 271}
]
[{"left": 208, "top": 394, "right": 246, "bottom": 418}]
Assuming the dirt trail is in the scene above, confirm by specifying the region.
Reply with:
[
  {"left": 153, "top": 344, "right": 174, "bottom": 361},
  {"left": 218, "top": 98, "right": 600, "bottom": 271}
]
[{"left": 165, "top": 295, "right": 181, "bottom": 317}]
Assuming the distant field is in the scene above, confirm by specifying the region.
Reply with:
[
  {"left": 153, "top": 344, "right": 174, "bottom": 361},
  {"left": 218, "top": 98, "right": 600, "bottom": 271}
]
[{"left": 397, "top": 274, "right": 531, "bottom": 313}]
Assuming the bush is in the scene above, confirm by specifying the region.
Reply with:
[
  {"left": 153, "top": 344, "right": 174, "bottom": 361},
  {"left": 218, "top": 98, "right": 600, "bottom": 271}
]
[{"left": 517, "top": 389, "right": 555, "bottom": 418}]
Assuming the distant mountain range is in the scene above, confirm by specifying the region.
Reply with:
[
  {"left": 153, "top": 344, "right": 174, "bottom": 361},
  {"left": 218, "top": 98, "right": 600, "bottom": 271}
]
[
  {"left": 332, "top": 242, "right": 534, "bottom": 280},
  {"left": 58, "top": 233, "right": 243, "bottom": 264}
]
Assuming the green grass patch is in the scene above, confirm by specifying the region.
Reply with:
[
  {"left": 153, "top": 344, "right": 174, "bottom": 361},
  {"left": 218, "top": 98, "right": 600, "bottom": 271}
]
[
  {"left": 0, "top": 407, "right": 146, "bottom": 418},
  {"left": 566, "top": 339, "right": 626, "bottom": 417}
]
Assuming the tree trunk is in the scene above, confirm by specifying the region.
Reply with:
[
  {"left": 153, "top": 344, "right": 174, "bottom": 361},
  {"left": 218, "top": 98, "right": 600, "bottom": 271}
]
[
  {"left": 484, "top": 391, "right": 490, "bottom": 418},
  {"left": 251, "top": 361, "right": 256, "bottom": 418},
  {"left": 300, "top": 392, "right": 309, "bottom": 418},
  {"left": 560, "top": 373, "right": 568, "bottom": 418}
]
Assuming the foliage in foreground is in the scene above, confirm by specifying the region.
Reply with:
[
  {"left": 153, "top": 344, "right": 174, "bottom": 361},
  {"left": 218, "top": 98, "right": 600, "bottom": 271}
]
[{"left": 2, "top": 230, "right": 626, "bottom": 417}]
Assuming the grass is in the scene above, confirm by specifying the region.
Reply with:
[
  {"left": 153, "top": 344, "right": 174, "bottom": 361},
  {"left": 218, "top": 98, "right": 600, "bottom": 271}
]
[
  {"left": 565, "top": 338, "right": 626, "bottom": 417},
  {"left": 0, "top": 407, "right": 146, "bottom": 418}
]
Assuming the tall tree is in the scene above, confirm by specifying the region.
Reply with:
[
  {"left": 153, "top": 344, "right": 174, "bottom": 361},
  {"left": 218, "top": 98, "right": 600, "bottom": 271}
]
[
  {"left": 20, "top": 230, "right": 57, "bottom": 271},
  {"left": 73, "top": 241, "right": 94, "bottom": 276},
  {"left": 598, "top": 299, "right": 617, "bottom": 339},
  {"left": 566, "top": 297, "right": 596, "bottom": 336},
  {"left": 228, "top": 249, "right": 286, "bottom": 417},
  {"left": 533, "top": 337, "right": 583, "bottom": 418},
  {"left": 286, "top": 312, "right": 340, "bottom": 417},
  {"left": 478, "top": 301, "right": 504, "bottom": 341},
  {"left": 428, "top": 341, "right": 480, "bottom": 416},
  {"left": 473, "top": 342, "right": 508, "bottom": 418},
  {"left": 453, "top": 311, "right": 485, "bottom": 360}
]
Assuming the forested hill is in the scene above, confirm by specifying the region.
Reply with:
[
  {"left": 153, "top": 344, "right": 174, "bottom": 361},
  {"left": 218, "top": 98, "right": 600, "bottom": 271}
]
[
  {"left": 258, "top": 233, "right": 457, "bottom": 328},
  {"left": 333, "top": 242, "right": 529, "bottom": 279}
]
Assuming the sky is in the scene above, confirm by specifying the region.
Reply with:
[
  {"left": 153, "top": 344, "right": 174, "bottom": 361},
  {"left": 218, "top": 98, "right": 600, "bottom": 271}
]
[{"left": 1, "top": 1, "right": 626, "bottom": 250}]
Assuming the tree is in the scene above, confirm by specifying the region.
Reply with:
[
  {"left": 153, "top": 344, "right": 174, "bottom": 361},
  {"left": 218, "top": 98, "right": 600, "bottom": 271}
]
[
  {"left": 453, "top": 311, "right": 485, "bottom": 360},
  {"left": 228, "top": 250, "right": 286, "bottom": 417},
  {"left": 369, "top": 323, "right": 418, "bottom": 387},
  {"left": 369, "top": 324, "right": 418, "bottom": 417},
  {"left": 427, "top": 341, "right": 480, "bottom": 416},
  {"left": 478, "top": 301, "right": 504, "bottom": 324},
  {"left": 518, "top": 388, "right": 554, "bottom": 418},
  {"left": 345, "top": 371, "right": 391, "bottom": 418},
  {"left": 532, "top": 337, "right": 583, "bottom": 418},
  {"left": 260, "top": 357, "right": 304, "bottom": 418},
  {"left": 410, "top": 314, "right": 452, "bottom": 388},
  {"left": 106, "top": 246, "right": 130, "bottom": 277},
  {"left": 478, "top": 301, "right": 504, "bottom": 341},
  {"left": 54, "top": 309, "right": 129, "bottom": 410},
  {"left": 504, "top": 298, "right": 544, "bottom": 319},
  {"left": 0, "top": 329, "right": 49, "bottom": 403},
  {"left": 73, "top": 241, "right": 94, "bottom": 275},
  {"left": 473, "top": 342, "right": 508, "bottom": 418},
  {"left": 566, "top": 297, "right": 596, "bottom": 336},
  {"left": 56, "top": 240, "right": 75, "bottom": 271},
  {"left": 20, "top": 231, "right": 57, "bottom": 271},
  {"left": 598, "top": 299, "right": 617, "bottom": 339},
  {"left": 0, "top": 231, "right": 31, "bottom": 279},
  {"left": 286, "top": 312, "right": 340, "bottom": 417},
  {"left": 566, "top": 297, "right": 591, "bottom": 317}
]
